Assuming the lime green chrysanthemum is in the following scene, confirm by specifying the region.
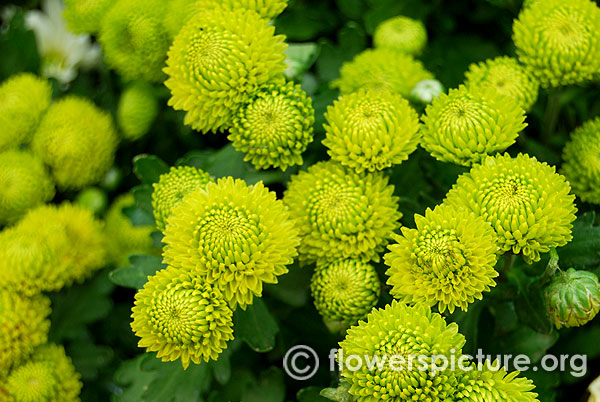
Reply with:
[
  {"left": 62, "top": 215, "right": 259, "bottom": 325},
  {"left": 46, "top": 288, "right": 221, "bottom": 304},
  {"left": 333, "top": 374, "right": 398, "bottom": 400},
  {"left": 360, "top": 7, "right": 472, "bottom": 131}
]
[
  {"left": 131, "top": 266, "right": 234, "bottom": 368},
  {"left": 384, "top": 204, "right": 498, "bottom": 313},
  {"left": 0, "top": 292, "right": 50, "bottom": 378},
  {"left": 332, "top": 48, "right": 433, "bottom": 98},
  {"left": 323, "top": 89, "right": 420, "bottom": 173},
  {"left": 164, "top": 7, "right": 287, "bottom": 133},
  {"left": 152, "top": 166, "right": 214, "bottom": 231},
  {"left": 105, "top": 194, "right": 157, "bottom": 267},
  {"left": 445, "top": 153, "right": 577, "bottom": 263},
  {"left": 339, "top": 301, "right": 466, "bottom": 401},
  {"left": 98, "top": 0, "right": 170, "bottom": 82},
  {"left": 117, "top": 82, "right": 158, "bottom": 141},
  {"left": 63, "top": 0, "right": 113, "bottom": 34},
  {"left": 32, "top": 96, "right": 118, "bottom": 190},
  {"left": 229, "top": 80, "right": 314, "bottom": 170},
  {"left": 464, "top": 56, "right": 539, "bottom": 111},
  {"left": 561, "top": 117, "right": 600, "bottom": 204},
  {"left": 373, "top": 15, "right": 427, "bottom": 55},
  {"left": 284, "top": 161, "right": 401, "bottom": 264},
  {"left": 421, "top": 86, "right": 527, "bottom": 166},
  {"left": 513, "top": 0, "right": 600, "bottom": 87},
  {"left": 311, "top": 259, "right": 380, "bottom": 328},
  {"left": 0, "top": 150, "right": 55, "bottom": 226},
  {"left": 0, "top": 73, "right": 52, "bottom": 152},
  {"left": 163, "top": 177, "right": 299, "bottom": 309}
]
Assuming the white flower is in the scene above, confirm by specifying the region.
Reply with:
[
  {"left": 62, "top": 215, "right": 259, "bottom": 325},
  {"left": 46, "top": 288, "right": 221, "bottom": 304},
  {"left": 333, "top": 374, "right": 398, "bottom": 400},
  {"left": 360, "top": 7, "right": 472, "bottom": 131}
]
[
  {"left": 24, "top": 0, "right": 100, "bottom": 84},
  {"left": 590, "top": 375, "right": 600, "bottom": 402},
  {"left": 411, "top": 79, "right": 444, "bottom": 104}
]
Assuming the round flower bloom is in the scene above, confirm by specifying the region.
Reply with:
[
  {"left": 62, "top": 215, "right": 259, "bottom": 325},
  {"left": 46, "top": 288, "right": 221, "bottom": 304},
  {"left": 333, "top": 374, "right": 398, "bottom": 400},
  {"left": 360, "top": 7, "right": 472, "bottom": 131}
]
[
  {"left": 373, "top": 15, "right": 427, "bottom": 55},
  {"left": 284, "top": 161, "right": 401, "bottom": 264},
  {"left": 98, "top": 0, "right": 170, "bottom": 82},
  {"left": 410, "top": 78, "right": 444, "bottom": 104},
  {"left": 32, "top": 96, "right": 118, "bottom": 190},
  {"left": 445, "top": 153, "right": 577, "bottom": 263},
  {"left": 339, "top": 301, "right": 465, "bottom": 401},
  {"left": 163, "top": 177, "right": 299, "bottom": 309},
  {"left": 152, "top": 165, "right": 213, "bottom": 232},
  {"left": 310, "top": 259, "right": 380, "bottom": 328},
  {"left": 323, "top": 89, "right": 420, "bottom": 173},
  {"left": 385, "top": 204, "right": 498, "bottom": 313},
  {"left": 63, "top": 0, "right": 113, "bottom": 34},
  {"left": 561, "top": 117, "right": 600, "bottom": 204},
  {"left": 228, "top": 80, "right": 314, "bottom": 170},
  {"left": 512, "top": 0, "right": 600, "bottom": 87},
  {"left": 164, "top": 7, "right": 287, "bottom": 133},
  {"left": 0, "top": 150, "right": 55, "bottom": 225},
  {"left": 332, "top": 48, "right": 433, "bottom": 98},
  {"left": 0, "top": 292, "right": 50, "bottom": 378},
  {"left": 544, "top": 268, "right": 600, "bottom": 329},
  {"left": 117, "top": 82, "right": 158, "bottom": 141},
  {"left": 464, "top": 56, "right": 539, "bottom": 111},
  {"left": 0, "top": 73, "right": 52, "bottom": 152},
  {"left": 131, "top": 266, "right": 234, "bottom": 368},
  {"left": 421, "top": 86, "right": 527, "bottom": 166}
]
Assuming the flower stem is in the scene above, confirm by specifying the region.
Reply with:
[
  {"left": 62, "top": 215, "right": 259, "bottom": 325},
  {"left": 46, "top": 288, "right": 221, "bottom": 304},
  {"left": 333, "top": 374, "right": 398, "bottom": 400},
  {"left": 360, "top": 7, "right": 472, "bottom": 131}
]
[
  {"left": 541, "top": 248, "right": 560, "bottom": 284},
  {"left": 502, "top": 252, "right": 515, "bottom": 273},
  {"left": 542, "top": 92, "right": 560, "bottom": 139}
]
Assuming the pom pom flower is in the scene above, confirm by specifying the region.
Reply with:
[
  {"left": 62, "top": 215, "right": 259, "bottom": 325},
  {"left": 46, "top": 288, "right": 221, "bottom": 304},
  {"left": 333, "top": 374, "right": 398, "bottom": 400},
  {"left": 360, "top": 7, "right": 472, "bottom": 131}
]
[
  {"left": 373, "top": 15, "right": 428, "bottom": 55},
  {"left": 32, "top": 96, "right": 118, "bottom": 190},
  {"left": 117, "top": 82, "right": 158, "bottom": 141},
  {"left": 512, "top": 0, "right": 600, "bottom": 87},
  {"left": 131, "top": 266, "right": 234, "bottom": 368},
  {"left": 152, "top": 165, "right": 213, "bottom": 231},
  {"left": 229, "top": 80, "right": 314, "bottom": 170},
  {"left": 323, "top": 89, "right": 420, "bottom": 173},
  {"left": 445, "top": 153, "right": 577, "bottom": 263},
  {"left": 284, "top": 161, "right": 401, "bottom": 264},
  {"left": 421, "top": 86, "right": 527, "bottom": 166},
  {"left": 384, "top": 204, "right": 498, "bottom": 313},
  {"left": 0, "top": 150, "right": 55, "bottom": 225},
  {"left": 163, "top": 177, "right": 299, "bottom": 309},
  {"left": 164, "top": 7, "right": 287, "bottom": 133},
  {"left": 63, "top": 0, "right": 113, "bottom": 34}
]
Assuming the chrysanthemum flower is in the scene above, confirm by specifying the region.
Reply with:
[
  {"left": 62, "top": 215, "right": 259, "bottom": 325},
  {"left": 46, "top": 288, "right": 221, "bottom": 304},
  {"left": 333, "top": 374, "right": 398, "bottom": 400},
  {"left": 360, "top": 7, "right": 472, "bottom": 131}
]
[
  {"left": 63, "top": 0, "right": 113, "bottom": 34},
  {"left": 445, "top": 153, "right": 577, "bottom": 263},
  {"left": 164, "top": 7, "right": 287, "bottom": 133},
  {"left": 163, "top": 177, "right": 299, "bottom": 309},
  {"left": 284, "top": 161, "right": 401, "bottom": 264},
  {"left": 32, "top": 96, "right": 118, "bottom": 190},
  {"left": 0, "top": 292, "right": 50, "bottom": 378},
  {"left": 98, "top": 0, "right": 169, "bottom": 82},
  {"left": 512, "top": 0, "right": 600, "bottom": 87},
  {"left": 373, "top": 15, "right": 427, "bottom": 55},
  {"left": 323, "top": 89, "right": 420, "bottom": 173},
  {"left": 464, "top": 56, "right": 539, "bottom": 111},
  {"left": 152, "top": 166, "right": 213, "bottom": 232},
  {"left": 384, "top": 204, "right": 498, "bottom": 313},
  {"left": 338, "top": 301, "right": 465, "bottom": 401},
  {"left": 131, "top": 266, "right": 234, "bottom": 368},
  {"left": 332, "top": 48, "right": 433, "bottom": 98},
  {"left": 0, "top": 150, "right": 55, "bottom": 225},
  {"left": 117, "top": 82, "right": 158, "bottom": 141},
  {"left": 229, "top": 80, "right": 314, "bottom": 170},
  {"left": 421, "top": 86, "right": 527, "bottom": 166},
  {"left": 0, "top": 73, "right": 52, "bottom": 152},
  {"left": 561, "top": 117, "right": 600, "bottom": 204},
  {"left": 311, "top": 259, "right": 380, "bottom": 328}
]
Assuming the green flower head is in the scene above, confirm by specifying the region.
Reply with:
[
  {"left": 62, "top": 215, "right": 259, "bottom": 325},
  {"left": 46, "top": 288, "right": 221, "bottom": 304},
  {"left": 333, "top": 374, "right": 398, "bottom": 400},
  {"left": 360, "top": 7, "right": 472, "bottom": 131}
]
[
  {"left": 229, "top": 80, "right": 315, "bottom": 171},
  {"left": 32, "top": 96, "right": 118, "bottom": 190},
  {"left": 152, "top": 165, "right": 214, "bottom": 232},
  {"left": 117, "top": 82, "right": 159, "bottom": 141},
  {"left": 384, "top": 204, "right": 499, "bottom": 313},
  {"left": 513, "top": 0, "right": 600, "bottom": 87},
  {"left": 373, "top": 15, "right": 427, "bottom": 55},
  {"left": 323, "top": 89, "right": 420, "bottom": 173},
  {"left": 284, "top": 160, "right": 401, "bottom": 264},
  {"left": 164, "top": 7, "right": 287, "bottom": 133},
  {"left": 63, "top": 0, "right": 113, "bottom": 34},
  {"left": 163, "top": 177, "right": 299, "bottom": 309},
  {"left": 445, "top": 153, "right": 577, "bottom": 263},
  {"left": 421, "top": 85, "right": 527, "bottom": 166},
  {"left": 131, "top": 266, "right": 234, "bottom": 368}
]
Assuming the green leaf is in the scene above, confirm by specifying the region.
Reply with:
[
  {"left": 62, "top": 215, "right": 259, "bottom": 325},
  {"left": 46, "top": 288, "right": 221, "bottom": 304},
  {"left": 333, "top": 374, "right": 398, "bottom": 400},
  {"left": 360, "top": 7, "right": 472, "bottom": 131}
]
[
  {"left": 209, "top": 339, "right": 241, "bottom": 385},
  {"left": 446, "top": 299, "right": 486, "bottom": 355},
  {"left": 133, "top": 154, "right": 169, "bottom": 184},
  {"left": 298, "top": 387, "right": 331, "bottom": 402},
  {"left": 123, "top": 204, "right": 155, "bottom": 226},
  {"left": 242, "top": 367, "right": 285, "bottom": 402},
  {"left": 66, "top": 338, "right": 113, "bottom": 381},
  {"left": 113, "top": 355, "right": 158, "bottom": 402},
  {"left": 264, "top": 263, "right": 311, "bottom": 307},
  {"left": 141, "top": 358, "right": 212, "bottom": 402},
  {"left": 109, "top": 255, "right": 166, "bottom": 289},
  {"left": 558, "top": 212, "right": 600, "bottom": 269},
  {"left": 507, "top": 268, "right": 553, "bottom": 334},
  {"left": 234, "top": 298, "right": 279, "bottom": 352},
  {"left": 0, "top": 10, "right": 40, "bottom": 81},
  {"left": 497, "top": 326, "right": 559, "bottom": 363}
]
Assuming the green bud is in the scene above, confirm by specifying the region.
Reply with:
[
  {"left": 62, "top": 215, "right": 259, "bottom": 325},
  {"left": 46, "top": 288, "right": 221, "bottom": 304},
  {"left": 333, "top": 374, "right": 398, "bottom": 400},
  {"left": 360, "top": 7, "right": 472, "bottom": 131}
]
[{"left": 75, "top": 187, "right": 108, "bottom": 215}]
